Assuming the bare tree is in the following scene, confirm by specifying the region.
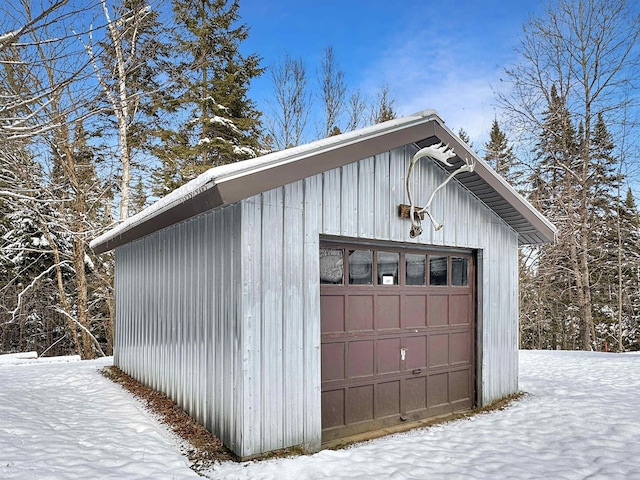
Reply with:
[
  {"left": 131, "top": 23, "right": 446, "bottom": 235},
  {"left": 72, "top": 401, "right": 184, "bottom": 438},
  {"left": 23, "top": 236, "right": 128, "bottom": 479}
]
[
  {"left": 317, "top": 45, "right": 346, "bottom": 137},
  {"left": 346, "top": 88, "right": 367, "bottom": 131},
  {"left": 265, "top": 53, "right": 311, "bottom": 149},
  {"left": 500, "top": 0, "right": 640, "bottom": 350},
  {"left": 370, "top": 83, "right": 396, "bottom": 124},
  {"left": 0, "top": 1, "right": 97, "bottom": 139},
  {"left": 78, "top": 0, "right": 162, "bottom": 221}
]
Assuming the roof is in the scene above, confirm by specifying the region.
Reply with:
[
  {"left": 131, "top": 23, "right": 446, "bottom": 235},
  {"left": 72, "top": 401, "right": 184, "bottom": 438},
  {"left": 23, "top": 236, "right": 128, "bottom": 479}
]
[{"left": 90, "top": 110, "right": 556, "bottom": 254}]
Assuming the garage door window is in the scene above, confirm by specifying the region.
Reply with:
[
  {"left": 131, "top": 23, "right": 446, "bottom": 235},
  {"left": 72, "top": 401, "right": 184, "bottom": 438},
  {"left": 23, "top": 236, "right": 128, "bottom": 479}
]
[
  {"left": 348, "top": 250, "right": 373, "bottom": 285},
  {"left": 452, "top": 257, "right": 469, "bottom": 286},
  {"left": 377, "top": 251, "right": 399, "bottom": 285},
  {"left": 429, "top": 255, "right": 448, "bottom": 286},
  {"left": 320, "top": 248, "right": 344, "bottom": 284},
  {"left": 406, "top": 254, "right": 426, "bottom": 285}
]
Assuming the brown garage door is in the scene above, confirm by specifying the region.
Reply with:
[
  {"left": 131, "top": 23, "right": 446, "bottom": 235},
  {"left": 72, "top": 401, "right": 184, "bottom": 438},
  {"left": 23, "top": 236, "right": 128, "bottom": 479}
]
[{"left": 320, "top": 242, "right": 475, "bottom": 442}]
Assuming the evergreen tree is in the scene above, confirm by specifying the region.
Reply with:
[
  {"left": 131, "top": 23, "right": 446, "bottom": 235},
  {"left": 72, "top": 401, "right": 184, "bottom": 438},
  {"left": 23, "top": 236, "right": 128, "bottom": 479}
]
[
  {"left": 484, "top": 119, "right": 523, "bottom": 189},
  {"left": 152, "top": 0, "right": 264, "bottom": 195},
  {"left": 457, "top": 128, "right": 473, "bottom": 149}
]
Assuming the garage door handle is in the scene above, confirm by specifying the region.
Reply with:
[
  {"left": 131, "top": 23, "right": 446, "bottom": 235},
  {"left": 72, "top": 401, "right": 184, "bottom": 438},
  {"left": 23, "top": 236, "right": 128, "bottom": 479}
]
[
  {"left": 400, "top": 347, "right": 406, "bottom": 361},
  {"left": 412, "top": 368, "right": 422, "bottom": 374}
]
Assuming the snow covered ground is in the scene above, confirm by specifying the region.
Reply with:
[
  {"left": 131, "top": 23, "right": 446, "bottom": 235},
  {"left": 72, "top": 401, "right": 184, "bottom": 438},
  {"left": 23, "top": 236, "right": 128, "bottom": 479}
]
[
  {"left": 0, "top": 356, "right": 198, "bottom": 480},
  {"left": 1, "top": 350, "right": 639, "bottom": 480}
]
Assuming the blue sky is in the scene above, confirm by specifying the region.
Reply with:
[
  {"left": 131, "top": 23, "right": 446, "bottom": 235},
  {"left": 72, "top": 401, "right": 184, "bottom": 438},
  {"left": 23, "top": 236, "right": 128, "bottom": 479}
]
[{"left": 239, "top": 0, "right": 544, "bottom": 148}]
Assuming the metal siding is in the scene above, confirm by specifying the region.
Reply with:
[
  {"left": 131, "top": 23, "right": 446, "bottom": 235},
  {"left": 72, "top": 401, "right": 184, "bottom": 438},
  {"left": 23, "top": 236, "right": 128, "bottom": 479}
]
[
  {"left": 302, "top": 175, "right": 322, "bottom": 453},
  {"left": 357, "top": 157, "right": 375, "bottom": 238},
  {"left": 283, "top": 182, "right": 305, "bottom": 447},
  {"left": 374, "top": 151, "right": 391, "bottom": 239},
  {"left": 341, "top": 162, "right": 358, "bottom": 237},
  {"left": 114, "top": 204, "right": 243, "bottom": 455},
  {"left": 261, "top": 188, "right": 285, "bottom": 451},
  {"left": 237, "top": 178, "right": 324, "bottom": 458}
]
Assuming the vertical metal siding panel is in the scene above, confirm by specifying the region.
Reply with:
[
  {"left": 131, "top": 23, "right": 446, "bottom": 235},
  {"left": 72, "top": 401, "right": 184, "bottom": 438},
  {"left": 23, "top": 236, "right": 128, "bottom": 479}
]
[
  {"left": 204, "top": 211, "right": 216, "bottom": 439},
  {"left": 389, "top": 147, "right": 407, "bottom": 241},
  {"left": 430, "top": 164, "right": 447, "bottom": 247},
  {"left": 214, "top": 209, "right": 225, "bottom": 442},
  {"left": 442, "top": 180, "right": 457, "bottom": 247},
  {"left": 261, "top": 188, "right": 285, "bottom": 451},
  {"left": 303, "top": 174, "right": 322, "bottom": 452},
  {"left": 231, "top": 205, "right": 243, "bottom": 456},
  {"left": 283, "top": 182, "right": 305, "bottom": 447},
  {"left": 340, "top": 163, "right": 358, "bottom": 237},
  {"left": 169, "top": 226, "right": 178, "bottom": 402},
  {"left": 113, "top": 249, "right": 123, "bottom": 368},
  {"left": 357, "top": 157, "right": 375, "bottom": 238},
  {"left": 225, "top": 206, "right": 235, "bottom": 448},
  {"left": 479, "top": 218, "right": 519, "bottom": 406},
  {"left": 194, "top": 215, "right": 205, "bottom": 425},
  {"left": 323, "top": 169, "right": 340, "bottom": 234},
  {"left": 374, "top": 152, "right": 391, "bottom": 239},
  {"left": 150, "top": 234, "right": 159, "bottom": 390},
  {"left": 245, "top": 177, "right": 322, "bottom": 456},
  {"left": 215, "top": 209, "right": 225, "bottom": 441},
  {"left": 406, "top": 144, "right": 424, "bottom": 246},
  {"left": 240, "top": 198, "right": 262, "bottom": 458}
]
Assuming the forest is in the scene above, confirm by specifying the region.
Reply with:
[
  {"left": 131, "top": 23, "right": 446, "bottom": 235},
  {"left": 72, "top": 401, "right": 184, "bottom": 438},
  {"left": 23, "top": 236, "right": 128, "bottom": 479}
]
[{"left": 1, "top": 0, "right": 639, "bottom": 358}]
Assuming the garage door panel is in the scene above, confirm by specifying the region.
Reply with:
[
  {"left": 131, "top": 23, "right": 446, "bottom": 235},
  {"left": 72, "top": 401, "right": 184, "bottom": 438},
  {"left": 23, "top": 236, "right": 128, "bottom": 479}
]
[
  {"left": 322, "top": 342, "right": 345, "bottom": 382},
  {"left": 427, "top": 372, "right": 449, "bottom": 408},
  {"left": 449, "top": 368, "right": 472, "bottom": 404},
  {"left": 450, "top": 331, "right": 471, "bottom": 365},
  {"left": 347, "top": 295, "right": 374, "bottom": 332},
  {"left": 428, "top": 333, "right": 449, "bottom": 367},
  {"left": 377, "top": 295, "right": 401, "bottom": 330},
  {"left": 450, "top": 294, "right": 470, "bottom": 325},
  {"left": 348, "top": 340, "right": 374, "bottom": 378},
  {"left": 322, "top": 389, "right": 345, "bottom": 429},
  {"left": 346, "top": 385, "right": 374, "bottom": 424},
  {"left": 427, "top": 294, "right": 449, "bottom": 326},
  {"left": 405, "top": 336, "right": 427, "bottom": 369},
  {"left": 321, "top": 295, "right": 345, "bottom": 333},
  {"left": 376, "top": 381, "right": 401, "bottom": 417},
  {"left": 404, "top": 376, "right": 427, "bottom": 413},
  {"left": 404, "top": 295, "right": 427, "bottom": 328},
  {"left": 377, "top": 337, "right": 401, "bottom": 374}
]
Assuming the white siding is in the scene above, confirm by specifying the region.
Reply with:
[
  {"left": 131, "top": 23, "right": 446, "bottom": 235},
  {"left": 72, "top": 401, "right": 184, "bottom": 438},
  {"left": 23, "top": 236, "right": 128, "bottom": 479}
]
[{"left": 114, "top": 143, "right": 519, "bottom": 459}]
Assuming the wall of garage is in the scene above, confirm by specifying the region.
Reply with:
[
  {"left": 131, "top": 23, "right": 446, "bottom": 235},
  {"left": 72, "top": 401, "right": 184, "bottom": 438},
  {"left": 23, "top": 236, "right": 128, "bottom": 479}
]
[
  {"left": 114, "top": 203, "right": 245, "bottom": 454},
  {"left": 239, "top": 143, "right": 519, "bottom": 458}
]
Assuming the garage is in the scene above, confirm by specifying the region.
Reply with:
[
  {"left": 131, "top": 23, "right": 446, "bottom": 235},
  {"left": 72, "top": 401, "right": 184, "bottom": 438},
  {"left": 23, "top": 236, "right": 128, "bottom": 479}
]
[
  {"left": 91, "top": 110, "right": 556, "bottom": 459},
  {"left": 320, "top": 242, "right": 475, "bottom": 441}
]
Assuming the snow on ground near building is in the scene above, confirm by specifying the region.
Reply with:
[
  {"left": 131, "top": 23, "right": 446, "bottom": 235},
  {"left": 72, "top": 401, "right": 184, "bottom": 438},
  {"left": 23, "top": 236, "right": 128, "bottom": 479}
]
[
  {"left": 0, "top": 356, "right": 198, "bottom": 480},
  {"left": 0, "top": 350, "right": 638, "bottom": 480}
]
